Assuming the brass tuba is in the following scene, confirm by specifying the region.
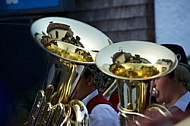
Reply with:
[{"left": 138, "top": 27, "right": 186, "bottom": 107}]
[
  {"left": 26, "top": 17, "right": 113, "bottom": 126},
  {"left": 95, "top": 41, "right": 178, "bottom": 126}
]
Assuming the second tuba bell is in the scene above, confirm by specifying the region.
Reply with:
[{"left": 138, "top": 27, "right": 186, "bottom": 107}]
[{"left": 95, "top": 41, "right": 178, "bottom": 126}]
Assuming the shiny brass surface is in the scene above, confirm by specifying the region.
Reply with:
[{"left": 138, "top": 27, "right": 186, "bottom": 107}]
[
  {"left": 102, "top": 79, "right": 118, "bottom": 98},
  {"left": 27, "top": 17, "right": 113, "bottom": 126},
  {"left": 96, "top": 41, "right": 178, "bottom": 81},
  {"left": 117, "top": 80, "right": 152, "bottom": 113},
  {"left": 95, "top": 41, "right": 178, "bottom": 126},
  {"left": 47, "top": 58, "right": 79, "bottom": 104},
  {"left": 69, "top": 99, "right": 89, "bottom": 126},
  {"left": 145, "top": 104, "right": 172, "bottom": 117},
  {"left": 25, "top": 55, "right": 89, "bottom": 126},
  {"left": 26, "top": 90, "right": 46, "bottom": 126}
]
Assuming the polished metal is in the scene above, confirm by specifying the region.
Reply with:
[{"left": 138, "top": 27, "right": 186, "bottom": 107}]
[
  {"left": 96, "top": 41, "right": 178, "bottom": 125},
  {"left": 102, "top": 79, "right": 118, "bottom": 98},
  {"left": 26, "top": 17, "right": 113, "bottom": 126}
]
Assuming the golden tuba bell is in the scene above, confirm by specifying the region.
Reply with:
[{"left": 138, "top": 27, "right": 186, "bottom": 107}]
[
  {"left": 95, "top": 41, "right": 178, "bottom": 126},
  {"left": 26, "top": 17, "right": 113, "bottom": 126}
]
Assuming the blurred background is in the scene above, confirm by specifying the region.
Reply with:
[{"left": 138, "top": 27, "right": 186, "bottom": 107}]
[{"left": 0, "top": 0, "right": 190, "bottom": 125}]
